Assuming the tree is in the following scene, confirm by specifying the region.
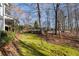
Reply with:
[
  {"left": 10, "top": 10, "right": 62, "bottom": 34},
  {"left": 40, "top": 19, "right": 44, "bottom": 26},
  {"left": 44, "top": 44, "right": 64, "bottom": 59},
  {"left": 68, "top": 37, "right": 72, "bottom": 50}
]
[
  {"left": 53, "top": 4, "right": 60, "bottom": 35},
  {"left": 57, "top": 8, "right": 65, "bottom": 36},
  {"left": 36, "top": 3, "right": 42, "bottom": 33},
  {"left": 66, "top": 4, "right": 73, "bottom": 32},
  {"left": 74, "top": 4, "right": 79, "bottom": 36},
  {"left": 34, "top": 21, "right": 39, "bottom": 29},
  {"left": 45, "top": 8, "right": 50, "bottom": 31}
]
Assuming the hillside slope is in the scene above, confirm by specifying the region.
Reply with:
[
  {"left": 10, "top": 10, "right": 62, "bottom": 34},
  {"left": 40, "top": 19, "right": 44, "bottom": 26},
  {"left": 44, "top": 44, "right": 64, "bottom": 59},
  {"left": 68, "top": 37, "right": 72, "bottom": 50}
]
[{"left": 17, "top": 33, "right": 79, "bottom": 56}]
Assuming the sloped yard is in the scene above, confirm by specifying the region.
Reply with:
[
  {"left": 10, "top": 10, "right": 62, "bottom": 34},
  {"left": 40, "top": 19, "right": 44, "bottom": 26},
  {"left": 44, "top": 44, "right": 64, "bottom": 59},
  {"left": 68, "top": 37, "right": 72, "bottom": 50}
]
[{"left": 17, "top": 33, "right": 79, "bottom": 56}]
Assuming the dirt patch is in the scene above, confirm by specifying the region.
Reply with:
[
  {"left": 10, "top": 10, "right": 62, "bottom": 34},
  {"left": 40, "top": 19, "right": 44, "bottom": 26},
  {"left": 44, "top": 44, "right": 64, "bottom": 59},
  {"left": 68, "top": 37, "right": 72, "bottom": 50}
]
[
  {"left": 0, "top": 33, "right": 21, "bottom": 56},
  {"left": 38, "top": 33, "right": 79, "bottom": 49},
  {"left": 0, "top": 40, "right": 19, "bottom": 56}
]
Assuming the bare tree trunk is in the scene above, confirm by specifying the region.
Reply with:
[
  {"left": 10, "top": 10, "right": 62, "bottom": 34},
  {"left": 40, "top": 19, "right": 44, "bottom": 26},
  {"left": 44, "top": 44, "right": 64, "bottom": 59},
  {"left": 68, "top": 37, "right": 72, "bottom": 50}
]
[
  {"left": 54, "top": 4, "right": 60, "bottom": 35},
  {"left": 45, "top": 8, "right": 50, "bottom": 31},
  {"left": 66, "top": 4, "right": 70, "bottom": 31},
  {"left": 74, "top": 4, "right": 79, "bottom": 36},
  {"left": 37, "top": 3, "right": 42, "bottom": 34},
  {"left": 62, "top": 16, "right": 65, "bottom": 32}
]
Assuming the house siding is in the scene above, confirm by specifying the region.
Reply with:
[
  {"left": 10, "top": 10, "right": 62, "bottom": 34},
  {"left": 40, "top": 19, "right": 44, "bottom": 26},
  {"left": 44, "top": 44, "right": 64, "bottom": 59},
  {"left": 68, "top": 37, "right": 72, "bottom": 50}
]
[{"left": 0, "top": 3, "right": 18, "bottom": 31}]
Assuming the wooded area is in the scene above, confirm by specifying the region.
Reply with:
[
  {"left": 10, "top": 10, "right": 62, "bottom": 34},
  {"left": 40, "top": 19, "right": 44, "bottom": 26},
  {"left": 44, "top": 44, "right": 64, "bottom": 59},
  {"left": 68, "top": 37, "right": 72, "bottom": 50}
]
[{"left": 0, "top": 3, "right": 79, "bottom": 56}]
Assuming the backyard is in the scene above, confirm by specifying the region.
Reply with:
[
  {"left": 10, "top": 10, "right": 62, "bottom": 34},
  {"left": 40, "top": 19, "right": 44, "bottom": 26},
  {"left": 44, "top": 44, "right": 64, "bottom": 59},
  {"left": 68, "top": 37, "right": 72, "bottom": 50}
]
[
  {"left": 14, "top": 33, "right": 79, "bottom": 56},
  {"left": 0, "top": 3, "right": 79, "bottom": 56}
]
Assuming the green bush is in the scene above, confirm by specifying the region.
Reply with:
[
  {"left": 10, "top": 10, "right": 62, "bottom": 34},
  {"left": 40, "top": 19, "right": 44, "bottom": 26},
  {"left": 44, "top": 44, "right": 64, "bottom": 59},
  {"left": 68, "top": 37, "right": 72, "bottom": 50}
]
[
  {"left": 0, "top": 31, "right": 16, "bottom": 47},
  {"left": 34, "top": 21, "right": 39, "bottom": 29}
]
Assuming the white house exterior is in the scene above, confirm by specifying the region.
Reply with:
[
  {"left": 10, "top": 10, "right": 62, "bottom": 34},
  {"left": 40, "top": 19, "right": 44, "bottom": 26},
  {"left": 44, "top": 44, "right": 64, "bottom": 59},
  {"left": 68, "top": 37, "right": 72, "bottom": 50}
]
[
  {"left": 0, "top": 3, "right": 4, "bottom": 31},
  {"left": 0, "top": 3, "right": 18, "bottom": 31}
]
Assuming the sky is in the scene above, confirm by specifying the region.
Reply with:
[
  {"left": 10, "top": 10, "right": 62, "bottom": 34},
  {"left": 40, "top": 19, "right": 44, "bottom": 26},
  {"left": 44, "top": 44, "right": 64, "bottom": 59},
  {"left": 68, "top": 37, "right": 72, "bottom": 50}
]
[
  {"left": 11, "top": 3, "right": 60, "bottom": 28},
  {"left": 20, "top": 4, "right": 55, "bottom": 28},
  {"left": 13, "top": 3, "right": 38, "bottom": 25}
]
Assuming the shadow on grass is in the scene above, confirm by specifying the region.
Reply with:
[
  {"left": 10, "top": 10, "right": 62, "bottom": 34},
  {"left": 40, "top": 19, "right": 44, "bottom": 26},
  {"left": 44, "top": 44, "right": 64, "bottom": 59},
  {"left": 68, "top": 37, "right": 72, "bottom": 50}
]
[{"left": 19, "top": 40, "right": 48, "bottom": 56}]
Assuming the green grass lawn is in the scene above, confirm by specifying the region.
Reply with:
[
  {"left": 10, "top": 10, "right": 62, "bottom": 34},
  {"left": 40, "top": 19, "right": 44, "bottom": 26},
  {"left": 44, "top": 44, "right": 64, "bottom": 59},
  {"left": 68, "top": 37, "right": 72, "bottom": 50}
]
[{"left": 18, "top": 33, "right": 79, "bottom": 56}]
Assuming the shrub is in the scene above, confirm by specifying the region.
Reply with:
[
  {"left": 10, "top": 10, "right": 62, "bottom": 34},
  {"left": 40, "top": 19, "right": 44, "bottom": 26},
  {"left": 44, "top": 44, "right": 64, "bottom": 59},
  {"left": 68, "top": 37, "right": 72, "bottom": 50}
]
[
  {"left": 0, "top": 31, "right": 16, "bottom": 47},
  {"left": 34, "top": 21, "right": 39, "bottom": 29}
]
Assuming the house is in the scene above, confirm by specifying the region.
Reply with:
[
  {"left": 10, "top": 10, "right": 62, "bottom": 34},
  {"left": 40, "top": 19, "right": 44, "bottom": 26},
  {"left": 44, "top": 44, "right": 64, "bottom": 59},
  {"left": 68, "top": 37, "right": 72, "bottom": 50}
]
[{"left": 0, "top": 3, "right": 18, "bottom": 31}]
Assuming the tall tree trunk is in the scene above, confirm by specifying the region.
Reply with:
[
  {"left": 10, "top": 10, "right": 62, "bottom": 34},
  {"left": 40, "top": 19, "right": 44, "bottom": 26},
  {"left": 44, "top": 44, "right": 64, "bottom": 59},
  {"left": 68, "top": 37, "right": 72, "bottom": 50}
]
[
  {"left": 46, "top": 8, "right": 50, "bottom": 31},
  {"left": 74, "top": 4, "right": 78, "bottom": 36},
  {"left": 62, "top": 16, "right": 65, "bottom": 32},
  {"left": 37, "top": 3, "right": 42, "bottom": 34},
  {"left": 66, "top": 4, "right": 70, "bottom": 31},
  {"left": 54, "top": 4, "right": 60, "bottom": 35}
]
